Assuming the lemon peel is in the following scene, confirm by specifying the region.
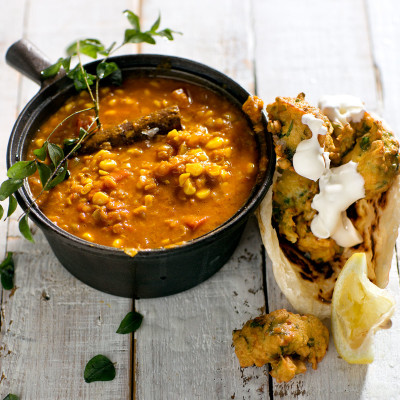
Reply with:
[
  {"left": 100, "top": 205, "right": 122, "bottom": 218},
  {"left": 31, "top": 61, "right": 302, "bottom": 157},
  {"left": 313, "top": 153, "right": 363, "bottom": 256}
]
[{"left": 331, "top": 252, "right": 395, "bottom": 364}]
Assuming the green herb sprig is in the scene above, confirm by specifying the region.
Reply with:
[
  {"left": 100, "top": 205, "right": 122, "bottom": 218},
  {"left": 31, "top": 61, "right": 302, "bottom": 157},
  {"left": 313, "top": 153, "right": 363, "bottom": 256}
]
[{"left": 1, "top": 10, "right": 180, "bottom": 241}]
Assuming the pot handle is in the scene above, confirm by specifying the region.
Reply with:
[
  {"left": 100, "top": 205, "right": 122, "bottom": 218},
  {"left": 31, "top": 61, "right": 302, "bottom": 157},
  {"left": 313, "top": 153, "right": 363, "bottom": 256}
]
[{"left": 5, "top": 39, "right": 63, "bottom": 87}]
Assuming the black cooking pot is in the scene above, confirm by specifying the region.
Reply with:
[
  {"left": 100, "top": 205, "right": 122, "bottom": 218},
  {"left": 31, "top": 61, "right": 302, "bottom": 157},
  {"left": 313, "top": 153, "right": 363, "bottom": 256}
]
[{"left": 6, "top": 39, "right": 275, "bottom": 298}]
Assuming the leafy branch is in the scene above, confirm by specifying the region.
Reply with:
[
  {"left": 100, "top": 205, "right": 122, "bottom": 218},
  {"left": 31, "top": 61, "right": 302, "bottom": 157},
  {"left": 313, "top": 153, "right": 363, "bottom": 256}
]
[{"left": 1, "top": 10, "right": 180, "bottom": 242}]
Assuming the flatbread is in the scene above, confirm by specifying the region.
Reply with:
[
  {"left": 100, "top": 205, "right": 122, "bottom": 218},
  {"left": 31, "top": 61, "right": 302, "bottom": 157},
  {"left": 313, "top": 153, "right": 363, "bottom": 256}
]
[{"left": 257, "top": 172, "right": 400, "bottom": 320}]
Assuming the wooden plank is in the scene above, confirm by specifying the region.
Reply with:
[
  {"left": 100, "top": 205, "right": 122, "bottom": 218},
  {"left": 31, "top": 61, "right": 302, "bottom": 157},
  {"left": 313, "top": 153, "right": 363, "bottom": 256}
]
[
  {"left": 1, "top": 1, "right": 138, "bottom": 398},
  {"left": 254, "top": 0, "right": 400, "bottom": 398},
  {"left": 134, "top": 1, "right": 268, "bottom": 398},
  {"left": 135, "top": 218, "right": 268, "bottom": 400},
  {"left": 254, "top": 0, "right": 377, "bottom": 110}
]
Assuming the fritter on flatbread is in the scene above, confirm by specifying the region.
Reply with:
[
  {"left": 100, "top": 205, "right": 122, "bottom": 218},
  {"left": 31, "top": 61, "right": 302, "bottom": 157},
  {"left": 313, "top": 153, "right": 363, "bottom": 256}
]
[
  {"left": 257, "top": 93, "right": 400, "bottom": 318},
  {"left": 232, "top": 309, "right": 329, "bottom": 383}
]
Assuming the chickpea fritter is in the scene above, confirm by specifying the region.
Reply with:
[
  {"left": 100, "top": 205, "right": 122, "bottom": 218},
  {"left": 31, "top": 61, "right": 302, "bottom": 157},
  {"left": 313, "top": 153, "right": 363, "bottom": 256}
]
[
  {"left": 232, "top": 309, "right": 329, "bottom": 383},
  {"left": 266, "top": 93, "right": 334, "bottom": 161},
  {"left": 268, "top": 93, "right": 400, "bottom": 265}
]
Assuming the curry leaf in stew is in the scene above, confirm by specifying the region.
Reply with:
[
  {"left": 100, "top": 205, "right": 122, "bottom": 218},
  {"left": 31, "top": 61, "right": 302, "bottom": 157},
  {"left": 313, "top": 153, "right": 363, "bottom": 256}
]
[{"left": 3, "top": 10, "right": 179, "bottom": 242}]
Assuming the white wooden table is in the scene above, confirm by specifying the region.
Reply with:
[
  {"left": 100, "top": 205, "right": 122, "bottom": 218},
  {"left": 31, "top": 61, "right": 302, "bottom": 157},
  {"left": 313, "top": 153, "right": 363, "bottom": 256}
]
[{"left": 1, "top": 1, "right": 400, "bottom": 399}]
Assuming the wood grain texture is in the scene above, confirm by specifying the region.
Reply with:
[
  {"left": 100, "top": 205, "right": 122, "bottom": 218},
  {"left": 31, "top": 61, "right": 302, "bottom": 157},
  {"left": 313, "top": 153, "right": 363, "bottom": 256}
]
[
  {"left": 255, "top": 0, "right": 400, "bottom": 398},
  {"left": 135, "top": 1, "right": 269, "bottom": 398},
  {"left": 1, "top": 0, "right": 400, "bottom": 398},
  {"left": 0, "top": 1, "right": 138, "bottom": 398}
]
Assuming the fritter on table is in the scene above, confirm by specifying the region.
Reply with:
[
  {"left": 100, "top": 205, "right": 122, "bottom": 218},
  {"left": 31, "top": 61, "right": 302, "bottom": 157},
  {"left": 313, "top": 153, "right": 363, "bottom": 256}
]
[{"left": 232, "top": 309, "right": 329, "bottom": 383}]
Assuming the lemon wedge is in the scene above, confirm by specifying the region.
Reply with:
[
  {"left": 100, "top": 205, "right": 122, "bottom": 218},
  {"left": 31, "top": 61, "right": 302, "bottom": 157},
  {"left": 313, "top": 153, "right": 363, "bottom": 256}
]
[{"left": 331, "top": 252, "right": 395, "bottom": 364}]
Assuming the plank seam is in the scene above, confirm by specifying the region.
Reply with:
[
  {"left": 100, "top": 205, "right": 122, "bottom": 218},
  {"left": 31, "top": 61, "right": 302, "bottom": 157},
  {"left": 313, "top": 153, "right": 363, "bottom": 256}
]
[{"left": 363, "top": 0, "right": 384, "bottom": 114}]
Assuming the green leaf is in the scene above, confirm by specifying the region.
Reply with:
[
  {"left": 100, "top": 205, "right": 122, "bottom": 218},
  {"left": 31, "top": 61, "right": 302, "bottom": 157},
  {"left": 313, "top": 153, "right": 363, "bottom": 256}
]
[
  {"left": 84, "top": 355, "right": 116, "bottom": 383},
  {"left": 67, "top": 66, "right": 96, "bottom": 91},
  {"left": 1, "top": 261, "right": 15, "bottom": 290},
  {"left": 61, "top": 57, "right": 71, "bottom": 73},
  {"left": 0, "top": 179, "right": 23, "bottom": 201},
  {"left": 66, "top": 39, "right": 105, "bottom": 58},
  {"left": 157, "top": 28, "right": 177, "bottom": 41},
  {"left": 47, "top": 143, "right": 64, "bottom": 167},
  {"left": 108, "top": 69, "right": 122, "bottom": 86},
  {"left": 97, "top": 62, "right": 119, "bottom": 80},
  {"left": 7, "top": 195, "right": 18, "bottom": 218},
  {"left": 45, "top": 163, "right": 68, "bottom": 190},
  {"left": 0, "top": 204, "right": 3, "bottom": 220},
  {"left": 19, "top": 214, "right": 34, "bottom": 243},
  {"left": 3, "top": 394, "right": 19, "bottom": 400},
  {"left": 33, "top": 141, "right": 48, "bottom": 161},
  {"left": 63, "top": 138, "right": 80, "bottom": 155},
  {"left": 37, "top": 162, "right": 53, "bottom": 189},
  {"left": 124, "top": 10, "right": 140, "bottom": 30},
  {"left": 124, "top": 30, "right": 156, "bottom": 44},
  {"left": 100, "top": 41, "right": 117, "bottom": 57},
  {"left": 79, "top": 127, "right": 89, "bottom": 140},
  {"left": 41, "top": 58, "right": 63, "bottom": 79},
  {"left": 150, "top": 15, "right": 161, "bottom": 32},
  {"left": 7, "top": 160, "right": 37, "bottom": 180},
  {"left": 116, "top": 311, "right": 143, "bottom": 334},
  {"left": 0, "top": 252, "right": 13, "bottom": 269}
]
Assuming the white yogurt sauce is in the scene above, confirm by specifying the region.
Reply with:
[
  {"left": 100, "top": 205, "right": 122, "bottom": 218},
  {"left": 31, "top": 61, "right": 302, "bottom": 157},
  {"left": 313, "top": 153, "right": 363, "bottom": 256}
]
[
  {"left": 293, "top": 114, "right": 329, "bottom": 181},
  {"left": 318, "top": 95, "right": 365, "bottom": 125},
  {"left": 310, "top": 161, "right": 365, "bottom": 247}
]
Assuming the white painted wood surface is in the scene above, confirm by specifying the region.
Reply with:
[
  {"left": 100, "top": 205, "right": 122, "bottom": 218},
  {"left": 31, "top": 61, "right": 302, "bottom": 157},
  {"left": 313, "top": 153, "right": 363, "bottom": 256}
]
[{"left": 0, "top": 1, "right": 399, "bottom": 399}]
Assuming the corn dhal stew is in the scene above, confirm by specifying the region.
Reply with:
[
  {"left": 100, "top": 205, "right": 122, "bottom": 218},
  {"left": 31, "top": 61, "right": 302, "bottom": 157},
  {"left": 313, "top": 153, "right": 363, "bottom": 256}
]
[{"left": 28, "top": 78, "right": 259, "bottom": 250}]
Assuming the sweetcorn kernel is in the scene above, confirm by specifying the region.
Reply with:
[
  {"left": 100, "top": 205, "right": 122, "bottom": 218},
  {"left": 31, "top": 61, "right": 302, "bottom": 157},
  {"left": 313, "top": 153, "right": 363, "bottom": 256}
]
[
  {"left": 183, "top": 179, "right": 196, "bottom": 195},
  {"left": 99, "top": 170, "right": 109, "bottom": 176},
  {"left": 206, "top": 137, "right": 224, "bottom": 149},
  {"left": 83, "top": 178, "right": 93, "bottom": 185},
  {"left": 35, "top": 138, "right": 45, "bottom": 148},
  {"left": 99, "top": 159, "right": 117, "bottom": 171},
  {"left": 112, "top": 238, "right": 123, "bottom": 247},
  {"left": 82, "top": 232, "right": 94, "bottom": 242},
  {"left": 133, "top": 205, "right": 147, "bottom": 215},
  {"left": 64, "top": 103, "right": 74, "bottom": 113},
  {"left": 167, "top": 129, "right": 179, "bottom": 138},
  {"left": 92, "top": 192, "right": 110, "bottom": 205},
  {"left": 144, "top": 195, "right": 154, "bottom": 207},
  {"left": 186, "top": 163, "right": 204, "bottom": 177},
  {"left": 127, "top": 148, "right": 143, "bottom": 155},
  {"left": 246, "top": 162, "right": 256, "bottom": 174},
  {"left": 195, "top": 188, "right": 210, "bottom": 199},
  {"left": 108, "top": 98, "right": 117, "bottom": 106},
  {"left": 220, "top": 170, "right": 231, "bottom": 180},
  {"left": 207, "top": 165, "right": 221, "bottom": 177},
  {"left": 92, "top": 209, "right": 101, "bottom": 221},
  {"left": 81, "top": 183, "right": 93, "bottom": 195},
  {"left": 179, "top": 173, "right": 190, "bottom": 187}
]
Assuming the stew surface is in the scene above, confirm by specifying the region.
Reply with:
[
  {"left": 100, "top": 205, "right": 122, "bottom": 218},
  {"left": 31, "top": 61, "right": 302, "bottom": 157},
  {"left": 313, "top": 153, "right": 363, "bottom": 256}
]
[{"left": 28, "top": 77, "right": 258, "bottom": 250}]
